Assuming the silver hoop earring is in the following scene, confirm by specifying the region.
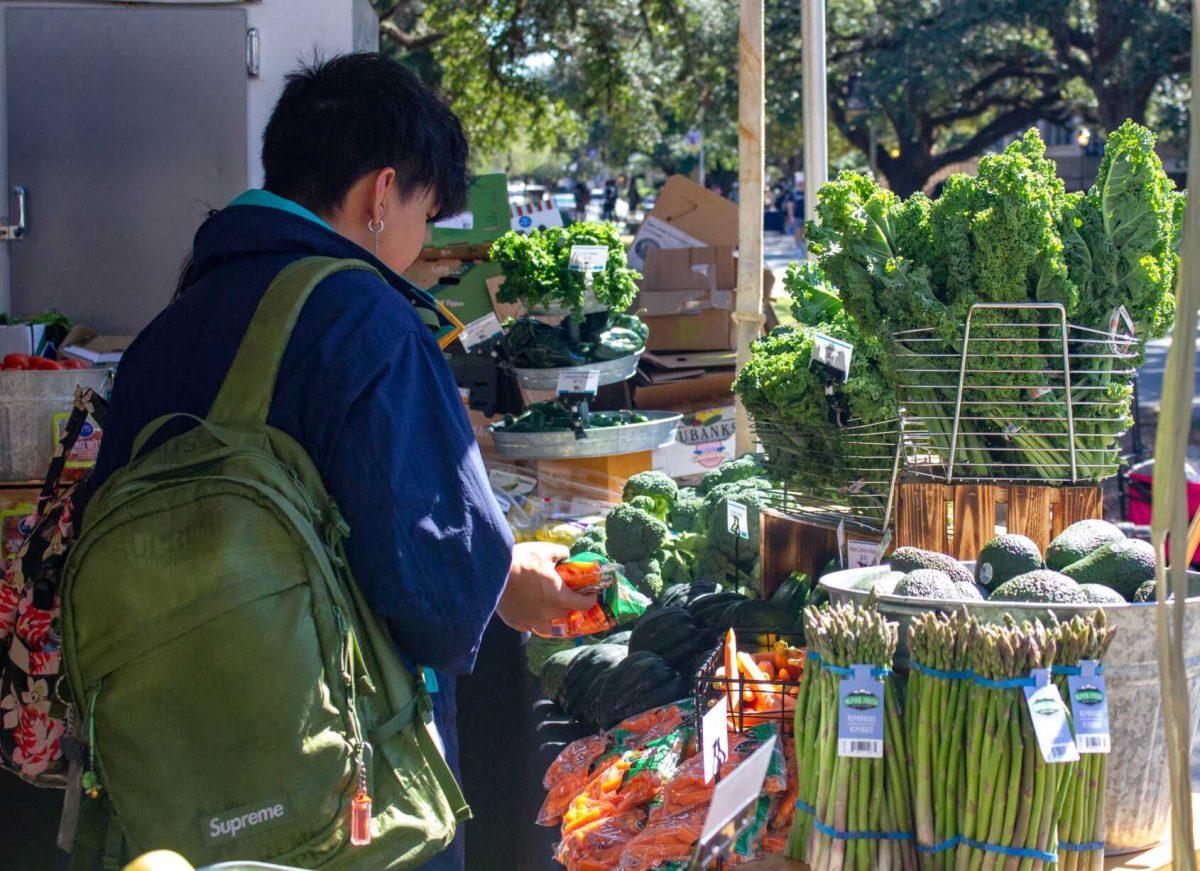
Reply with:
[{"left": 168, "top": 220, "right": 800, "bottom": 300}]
[{"left": 368, "top": 217, "right": 385, "bottom": 257}]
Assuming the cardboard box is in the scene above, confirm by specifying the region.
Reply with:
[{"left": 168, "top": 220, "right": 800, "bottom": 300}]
[
  {"left": 628, "top": 175, "right": 738, "bottom": 269},
  {"left": 429, "top": 173, "right": 510, "bottom": 248},
  {"left": 0, "top": 323, "right": 47, "bottom": 357},
  {"left": 653, "top": 405, "right": 738, "bottom": 479},
  {"left": 634, "top": 366, "right": 735, "bottom": 411},
  {"left": 638, "top": 246, "right": 737, "bottom": 352}
]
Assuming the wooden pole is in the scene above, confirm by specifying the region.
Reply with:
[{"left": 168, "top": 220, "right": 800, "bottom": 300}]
[
  {"left": 1151, "top": 1, "right": 1200, "bottom": 864},
  {"left": 733, "top": 0, "right": 765, "bottom": 456},
  {"left": 801, "top": 0, "right": 828, "bottom": 227}
]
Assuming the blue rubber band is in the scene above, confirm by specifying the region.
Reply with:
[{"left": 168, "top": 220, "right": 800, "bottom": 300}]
[
  {"left": 806, "top": 651, "right": 822, "bottom": 663},
  {"left": 818, "top": 661, "right": 892, "bottom": 679},
  {"left": 795, "top": 799, "right": 817, "bottom": 816},
  {"left": 1051, "top": 664, "right": 1104, "bottom": 676},
  {"left": 962, "top": 837, "right": 1057, "bottom": 862},
  {"left": 1059, "top": 841, "right": 1105, "bottom": 852},
  {"left": 972, "top": 674, "right": 1036, "bottom": 689},
  {"left": 811, "top": 817, "right": 913, "bottom": 842},
  {"left": 911, "top": 660, "right": 974, "bottom": 681},
  {"left": 916, "top": 835, "right": 962, "bottom": 854}
]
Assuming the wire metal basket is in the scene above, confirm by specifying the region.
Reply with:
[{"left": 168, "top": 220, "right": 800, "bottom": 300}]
[
  {"left": 693, "top": 631, "right": 805, "bottom": 737},
  {"left": 751, "top": 414, "right": 902, "bottom": 533},
  {"left": 890, "top": 302, "right": 1141, "bottom": 484}
]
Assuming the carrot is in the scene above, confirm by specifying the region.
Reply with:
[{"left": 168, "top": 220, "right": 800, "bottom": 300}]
[
  {"left": 777, "top": 667, "right": 790, "bottom": 682},
  {"left": 723, "top": 629, "right": 740, "bottom": 712},
  {"left": 756, "top": 658, "right": 777, "bottom": 680},
  {"left": 737, "top": 651, "right": 771, "bottom": 682}
]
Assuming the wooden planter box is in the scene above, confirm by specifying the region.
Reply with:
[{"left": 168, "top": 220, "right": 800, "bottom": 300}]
[
  {"left": 760, "top": 508, "right": 887, "bottom": 598},
  {"left": 894, "top": 480, "right": 1103, "bottom": 562}
]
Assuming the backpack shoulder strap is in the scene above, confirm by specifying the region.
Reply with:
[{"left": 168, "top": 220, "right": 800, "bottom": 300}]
[{"left": 207, "top": 256, "right": 380, "bottom": 427}]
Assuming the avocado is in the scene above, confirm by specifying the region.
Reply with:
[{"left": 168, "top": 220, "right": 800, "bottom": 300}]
[
  {"left": 1079, "top": 584, "right": 1127, "bottom": 605},
  {"left": 1045, "top": 519, "right": 1126, "bottom": 571},
  {"left": 894, "top": 569, "right": 959, "bottom": 600},
  {"left": 868, "top": 571, "right": 905, "bottom": 596},
  {"left": 955, "top": 581, "right": 985, "bottom": 601},
  {"left": 989, "top": 569, "right": 1086, "bottom": 604},
  {"left": 888, "top": 547, "right": 973, "bottom": 588},
  {"left": 1061, "top": 538, "right": 1156, "bottom": 600},
  {"left": 975, "top": 534, "right": 1044, "bottom": 590}
]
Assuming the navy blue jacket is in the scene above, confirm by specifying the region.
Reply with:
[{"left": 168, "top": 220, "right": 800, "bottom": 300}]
[{"left": 93, "top": 203, "right": 514, "bottom": 844}]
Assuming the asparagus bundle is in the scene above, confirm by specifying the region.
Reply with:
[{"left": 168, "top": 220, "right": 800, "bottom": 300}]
[
  {"left": 906, "top": 611, "right": 975, "bottom": 870},
  {"left": 1052, "top": 613, "right": 1116, "bottom": 871},
  {"left": 796, "top": 601, "right": 917, "bottom": 871},
  {"left": 956, "top": 618, "right": 1060, "bottom": 871},
  {"left": 786, "top": 638, "right": 826, "bottom": 860}
]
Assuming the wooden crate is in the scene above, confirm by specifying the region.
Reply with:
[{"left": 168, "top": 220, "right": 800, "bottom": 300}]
[
  {"left": 760, "top": 508, "right": 886, "bottom": 598},
  {"left": 895, "top": 480, "right": 1103, "bottom": 562},
  {"left": 534, "top": 451, "right": 653, "bottom": 502}
]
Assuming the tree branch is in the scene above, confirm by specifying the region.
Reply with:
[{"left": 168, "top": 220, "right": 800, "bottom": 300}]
[{"left": 380, "top": 19, "right": 448, "bottom": 50}]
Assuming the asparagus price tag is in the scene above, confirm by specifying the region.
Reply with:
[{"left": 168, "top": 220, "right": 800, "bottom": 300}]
[
  {"left": 556, "top": 369, "right": 599, "bottom": 396},
  {"left": 701, "top": 696, "right": 730, "bottom": 784},
  {"left": 568, "top": 245, "right": 610, "bottom": 273},
  {"left": 726, "top": 501, "right": 750, "bottom": 539},
  {"left": 1066, "top": 661, "right": 1111, "bottom": 754},
  {"left": 837, "top": 665, "right": 884, "bottom": 758},
  {"left": 809, "top": 333, "right": 854, "bottom": 383},
  {"left": 698, "top": 735, "right": 778, "bottom": 845},
  {"left": 458, "top": 312, "right": 504, "bottom": 351},
  {"left": 846, "top": 538, "right": 879, "bottom": 569},
  {"left": 1023, "top": 669, "right": 1080, "bottom": 763}
]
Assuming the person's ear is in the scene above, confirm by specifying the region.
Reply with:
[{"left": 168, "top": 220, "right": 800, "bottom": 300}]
[{"left": 371, "top": 168, "right": 397, "bottom": 221}]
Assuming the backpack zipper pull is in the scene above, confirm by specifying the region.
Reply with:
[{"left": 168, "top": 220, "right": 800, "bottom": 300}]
[{"left": 82, "top": 682, "right": 102, "bottom": 798}]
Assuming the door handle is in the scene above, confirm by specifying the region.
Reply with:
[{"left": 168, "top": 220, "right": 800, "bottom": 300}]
[{"left": 0, "top": 186, "right": 27, "bottom": 241}]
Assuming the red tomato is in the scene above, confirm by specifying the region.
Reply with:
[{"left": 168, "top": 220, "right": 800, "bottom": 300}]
[
  {"left": 1, "top": 354, "right": 29, "bottom": 370},
  {"left": 60, "top": 359, "right": 89, "bottom": 370},
  {"left": 27, "top": 356, "right": 63, "bottom": 370}
]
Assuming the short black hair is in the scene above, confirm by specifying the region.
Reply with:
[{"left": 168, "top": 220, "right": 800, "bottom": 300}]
[{"left": 262, "top": 53, "right": 468, "bottom": 220}]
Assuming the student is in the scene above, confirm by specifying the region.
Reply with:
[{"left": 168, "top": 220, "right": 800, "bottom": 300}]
[{"left": 92, "top": 53, "right": 591, "bottom": 870}]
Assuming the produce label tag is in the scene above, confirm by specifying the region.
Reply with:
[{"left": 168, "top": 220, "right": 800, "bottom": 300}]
[
  {"left": 487, "top": 468, "right": 537, "bottom": 499},
  {"left": 1067, "top": 661, "right": 1111, "bottom": 754},
  {"left": 699, "top": 735, "right": 777, "bottom": 845},
  {"left": 53, "top": 412, "right": 102, "bottom": 468},
  {"left": 701, "top": 695, "right": 730, "bottom": 784},
  {"left": 726, "top": 501, "right": 750, "bottom": 539},
  {"left": 847, "top": 538, "right": 879, "bottom": 569},
  {"left": 837, "top": 665, "right": 884, "bottom": 758},
  {"left": 809, "top": 333, "right": 853, "bottom": 383},
  {"left": 836, "top": 518, "right": 847, "bottom": 568},
  {"left": 458, "top": 312, "right": 504, "bottom": 352},
  {"left": 1023, "top": 669, "right": 1080, "bottom": 764},
  {"left": 556, "top": 369, "right": 599, "bottom": 396},
  {"left": 568, "top": 245, "right": 610, "bottom": 273},
  {"left": 1108, "top": 305, "right": 1136, "bottom": 355}
]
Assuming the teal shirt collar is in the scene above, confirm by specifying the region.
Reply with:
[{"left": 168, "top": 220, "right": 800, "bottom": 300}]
[{"left": 228, "top": 189, "right": 335, "bottom": 232}]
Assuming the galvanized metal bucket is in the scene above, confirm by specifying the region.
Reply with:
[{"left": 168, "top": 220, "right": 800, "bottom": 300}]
[
  {"left": 821, "top": 563, "right": 1200, "bottom": 855},
  {"left": 0, "top": 368, "right": 112, "bottom": 480},
  {"left": 490, "top": 410, "right": 681, "bottom": 461}
]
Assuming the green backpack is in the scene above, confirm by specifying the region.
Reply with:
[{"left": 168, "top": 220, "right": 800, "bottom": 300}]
[{"left": 61, "top": 257, "right": 469, "bottom": 868}]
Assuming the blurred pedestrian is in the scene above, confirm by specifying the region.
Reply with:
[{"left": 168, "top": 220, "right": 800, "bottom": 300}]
[
  {"left": 602, "top": 178, "right": 619, "bottom": 221},
  {"left": 574, "top": 180, "right": 590, "bottom": 222},
  {"left": 627, "top": 175, "right": 641, "bottom": 218}
]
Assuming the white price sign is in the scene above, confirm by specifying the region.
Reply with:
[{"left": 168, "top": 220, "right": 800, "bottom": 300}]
[
  {"left": 458, "top": 312, "right": 504, "bottom": 351},
  {"left": 701, "top": 696, "right": 730, "bottom": 784},
  {"left": 726, "top": 501, "right": 750, "bottom": 539},
  {"left": 556, "top": 369, "right": 600, "bottom": 396},
  {"left": 568, "top": 245, "right": 610, "bottom": 273},
  {"left": 847, "top": 539, "right": 880, "bottom": 569},
  {"left": 810, "top": 333, "right": 854, "bottom": 382},
  {"left": 698, "top": 736, "right": 778, "bottom": 846}
]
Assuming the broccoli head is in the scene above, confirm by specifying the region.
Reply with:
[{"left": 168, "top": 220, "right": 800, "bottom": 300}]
[
  {"left": 622, "top": 471, "right": 678, "bottom": 520},
  {"left": 706, "top": 486, "right": 771, "bottom": 565},
  {"left": 605, "top": 502, "right": 670, "bottom": 564},
  {"left": 628, "top": 495, "right": 659, "bottom": 515},
  {"left": 622, "top": 557, "right": 664, "bottom": 599},
  {"left": 668, "top": 487, "right": 706, "bottom": 534},
  {"left": 697, "top": 453, "right": 767, "bottom": 495},
  {"left": 570, "top": 526, "right": 608, "bottom": 559}
]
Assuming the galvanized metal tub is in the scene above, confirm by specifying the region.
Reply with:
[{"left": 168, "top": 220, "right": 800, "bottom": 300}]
[
  {"left": 513, "top": 352, "right": 642, "bottom": 391},
  {"left": 820, "top": 564, "right": 1200, "bottom": 855},
  {"left": 489, "top": 411, "right": 681, "bottom": 461},
  {"left": 0, "top": 369, "right": 112, "bottom": 480}
]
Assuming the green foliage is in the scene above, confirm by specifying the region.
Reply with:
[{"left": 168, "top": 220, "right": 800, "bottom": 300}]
[{"left": 491, "top": 222, "right": 639, "bottom": 318}]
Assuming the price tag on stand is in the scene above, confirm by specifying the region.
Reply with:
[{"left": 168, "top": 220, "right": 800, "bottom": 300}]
[
  {"left": 697, "top": 735, "right": 778, "bottom": 846},
  {"left": 701, "top": 696, "right": 730, "bottom": 784},
  {"left": 1023, "top": 669, "right": 1080, "bottom": 764},
  {"left": 809, "top": 333, "right": 854, "bottom": 383},
  {"left": 846, "top": 538, "right": 880, "bottom": 569},
  {"left": 1067, "top": 661, "right": 1111, "bottom": 754},
  {"left": 836, "top": 518, "right": 847, "bottom": 567},
  {"left": 556, "top": 369, "right": 600, "bottom": 397},
  {"left": 726, "top": 501, "right": 749, "bottom": 540},
  {"left": 458, "top": 312, "right": 504, "bottom": 352},
  {"left": 568, "top": 245, "right": 610, "bottom": 273},
  {"left": 837, "top": 665, "right": 884, "bottom": 758}
]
